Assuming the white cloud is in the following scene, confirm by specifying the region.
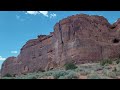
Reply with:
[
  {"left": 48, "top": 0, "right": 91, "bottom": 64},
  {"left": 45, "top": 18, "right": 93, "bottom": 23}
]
[
  {"left": 26, "top": 11, "right": 39, "bottom": 15},
  {"left": 11, "top": 51, "right": 18, "bottom": 54},
  {"left": 26, "top": 11, "right": 48, "bottom": 17},
  {"left": 50, "top": 13, "right": 57, "bottom": 18},
  {"left": 25, "top": 11, "right": 56, "bottom": 18},
  {"left": 39, "top": 11, "right": 48, "bottom": 17},
  {"left": 0, "top": 56, "right": 6, "bottom": 61}
]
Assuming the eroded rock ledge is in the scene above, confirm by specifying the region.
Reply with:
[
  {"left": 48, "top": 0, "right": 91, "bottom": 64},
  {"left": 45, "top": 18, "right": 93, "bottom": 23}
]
[{"left": 2, "top": 14, "right": 120, "bottom": 76}]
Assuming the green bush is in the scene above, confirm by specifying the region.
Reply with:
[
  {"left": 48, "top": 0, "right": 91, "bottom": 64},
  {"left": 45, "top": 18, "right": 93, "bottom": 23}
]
[
  {"left": 108, "top": 72, "right": 116, "bottom": 78},
  {"left": 116, "top": 65, "right": 120, "bottom": 72},
  {"left": 112, "top": 67, "right": 117, "bottom": 72},
  {"left": 3, "top": 73, "right": 12, "bottom": 77},
  {"left": 100, "top": 59, "right": 113, "bottom": 66},
  {"left": 80, "top": 69, "right": 91, "bottom": 76},
  {"left": 113, "top": 65, "right": 120, "bottom": 76},
  {"left": 104, "top": 66, "right": 112, "bottom": 70},
  {"left": 115, "top": 71, "right": 120, "bottom": 76},
  {"left": 116, "top": 59, "right": 120, "bottom": 64},
  {"left": 64, "top": 62, "right": 77, "bottom": 70},
  {"left": 66, "top": 71, "right": 78, "bottom": 79},
  {"left": 75, "top": 67, "right": 84, "bottom": 72},
  {"left": 31, "top": 76, "right": 37, "bottom": 79},
  {"left": 52, "top": 70, "right": 68, "bottom": 79},
  {"left": 100, "top": 61, "right": 106, "bottom": 66},
  {"left": 44, "top": 71, "right": 54, "bottom": 76},
  {"left": 103, "top": 69, "right": 116, "bottom": 78}
]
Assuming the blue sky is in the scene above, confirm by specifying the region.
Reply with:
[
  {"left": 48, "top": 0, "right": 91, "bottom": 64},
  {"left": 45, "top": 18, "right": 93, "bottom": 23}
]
[{"left": 0, "top": 11, "right": 120, "bottom": 68}]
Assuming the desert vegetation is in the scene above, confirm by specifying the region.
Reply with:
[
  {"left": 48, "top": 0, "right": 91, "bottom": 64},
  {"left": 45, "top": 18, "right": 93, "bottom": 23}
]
[{"left": 1, "top": 59, "right": 120, "bottom": 79}]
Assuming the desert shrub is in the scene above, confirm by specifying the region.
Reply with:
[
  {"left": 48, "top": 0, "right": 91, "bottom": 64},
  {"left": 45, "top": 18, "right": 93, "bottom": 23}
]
[
  {"left": 116, "top": 65, "right": 120, "bottom": 72},
  {"left": 44, "top": 71, "right": 54, "bottom": 76},
  {"left": 32, "top": 77, "right": 37, "bottom": 79},
  {"left": 75, "top": 67, "right": 84, "bottom": 72},
  {"left": 104, "top": 66, "right": 112, "bottom": 70},
  {"left": 108, "top": 72, "right": 116, "bottom": 78},
  {"left": 100, "top": 59, "right": 113, "bottom": 66},
  {"left": 106, "top": 59, "right": 112, "bottom": 64},
  {"left": 80, "top": 69, "right": 91, "bottom": 76},
  {"left": 3, "top": 73, "right": 12, "bottom": 77},
  {"left": 115, "top": 71, "right": 120, "bottom": 76},
  {"left": 116, "top": 59, "right": 120, "bottom": 64},
  {"left": 52, "top": 70, "right": 68, "bottom": 79},
  {"left": 112, "top": 67, "right": 117, "bottom": 72},
  {"left": 64, "top": 71, "right": 78, "bottom": 79},
  {"left": 64, "top": 62, "right": 77, "bottom": 70},
  {"left": 21, "top": 75, "right": 35, "bottom": 79},
  {"left": 118, "top": 63, "right": 120, "bottom": 67},
  {"left": 113, "top": 66, "right": 120, "bottom": 76},
  {"left": 59, "top": 76, "right": 66, "bottom": 79},
  {"left": 31, "top": 76, "right": 38, "bottom": 79},
  {"left": 95, "top": 66, "right": 103, "bottom": 71},
  {"left": 80, "top": 65, "right": 92, "bottom": 69},
  {"left": 10, "top": 72, "right": 43, "bottom": 79},
  {"left": 12, "top": 74, "right": 17, "bottom": 77},
  {"left": 114, "top": 64, "right": 120, "bottom": 73},
  {"left": 2, "top": 77, "right": 14, "bottom": 79},
  {"left": 87, "top": 73, "right": 101, "bottom": 79},
  {"left": 99, "top": 75, "right": 111, "bottom": 79},
  {"left": 103, "top": 69, "right": 116, "bottom": 78},
  {"left": 100, "top": 61, "right": 106, "bottom": 66},
  {"left": 18, "top": 72, "right": 40, "bottom": 79}
]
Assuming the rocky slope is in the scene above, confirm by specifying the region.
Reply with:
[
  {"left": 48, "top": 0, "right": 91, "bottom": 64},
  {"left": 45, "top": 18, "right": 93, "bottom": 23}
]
[{"left": 2, "top": 14, "right": 120, "bottom": 76}]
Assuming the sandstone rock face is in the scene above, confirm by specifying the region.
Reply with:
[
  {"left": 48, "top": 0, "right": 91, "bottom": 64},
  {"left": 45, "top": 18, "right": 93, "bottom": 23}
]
[{"left": 2, "top": 14, "right": 120, "bottom": 76}]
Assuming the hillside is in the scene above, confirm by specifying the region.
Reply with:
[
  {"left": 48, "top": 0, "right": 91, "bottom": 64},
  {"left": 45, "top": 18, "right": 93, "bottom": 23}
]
[
  {"left": 1, "top": 59, "right": 120, "bottom": 79},
  {"left": 2, "top": 14, "right": 120, "bottom": 77}
]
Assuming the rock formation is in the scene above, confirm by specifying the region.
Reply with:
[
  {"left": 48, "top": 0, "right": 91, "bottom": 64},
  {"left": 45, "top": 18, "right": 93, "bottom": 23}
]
[{"left": 2, "top": 14, "right": 120, "bottom": 76}]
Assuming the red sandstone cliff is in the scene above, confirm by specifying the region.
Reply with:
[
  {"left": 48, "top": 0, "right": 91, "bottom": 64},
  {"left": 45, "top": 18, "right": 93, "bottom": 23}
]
[{"left": 2, "top": 14, "right": 120, "bottom": 76}]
